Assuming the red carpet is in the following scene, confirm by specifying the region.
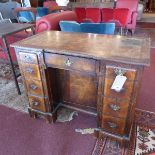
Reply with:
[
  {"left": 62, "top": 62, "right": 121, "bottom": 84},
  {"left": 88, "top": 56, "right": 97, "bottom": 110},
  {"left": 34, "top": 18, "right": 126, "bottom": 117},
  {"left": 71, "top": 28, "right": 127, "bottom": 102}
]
[{"left": 0, "top": 105, "right": 96, "bottom": 155}]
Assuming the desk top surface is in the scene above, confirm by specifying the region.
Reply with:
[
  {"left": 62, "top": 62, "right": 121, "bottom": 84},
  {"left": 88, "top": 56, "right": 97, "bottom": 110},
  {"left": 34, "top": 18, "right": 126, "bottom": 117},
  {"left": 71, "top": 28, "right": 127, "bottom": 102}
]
[
  {"left": 12, "top": 31, "right": 150, "bottom": 66},
  {"left": 0, "top": 23, "right": 34, "bottom": 37}
]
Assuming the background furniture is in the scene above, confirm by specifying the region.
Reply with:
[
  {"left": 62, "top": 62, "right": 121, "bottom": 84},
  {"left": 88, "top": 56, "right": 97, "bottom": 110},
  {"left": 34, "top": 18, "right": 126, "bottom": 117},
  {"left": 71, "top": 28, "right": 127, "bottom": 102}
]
[
  {"left": 35, "top": 11, "right": 77, "bottom": 33},
  {"left": 12, "top": 31, "right": 150, "bottom": 143},
  {"left": 59, "top": 21, "right": 115, "bottom": 35},
  {"left": 67, "top": 1, "right": 114, "bottom": 9},
  {"left": 0, "top": 18, "right": 12, "bottom": 24},
  {"left": 0, "top": 12, "right": 3, "bottom": 20},
  {"left": 43, "top": 1, "right": 61, "bottom": 13},
  {"left": 15, "top": 7, "right": 36, "bottom": 23},
  {"left": 137, "top": 3, "right": 144, "bottom": 20},
  {"left": 0, "top": 23, "right": 35, "bottom": 94},
  {"left": 74, "top": 7, "right": 85, "bottom": 23},
  {"left": 36, "top": 7, "right": 49, "bottom": 20},
  {"left": 0, "top": 1, "right": 21, "bottom": 20},
  {"left": 116, "top": 0, "right": 139, "bottom": 34},
  {"left": 85, "top": 8, "right": 101, "bottom": 23},
  {"left": 80, "top": 23, "right": 115, "bottom": 34},
  {"left": 59, "top": 21, "right": 81, "bottom": 32}
]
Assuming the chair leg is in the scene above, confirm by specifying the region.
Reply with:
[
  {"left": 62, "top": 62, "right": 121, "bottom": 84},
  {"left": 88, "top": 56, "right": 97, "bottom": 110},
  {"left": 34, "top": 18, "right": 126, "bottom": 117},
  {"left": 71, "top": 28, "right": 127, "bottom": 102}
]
[
  {"left": 125, "top": 29, "right": 128, "bottom": 36},
  {"left": 131, "top": 29, "right": 135, "bottom": 36}
]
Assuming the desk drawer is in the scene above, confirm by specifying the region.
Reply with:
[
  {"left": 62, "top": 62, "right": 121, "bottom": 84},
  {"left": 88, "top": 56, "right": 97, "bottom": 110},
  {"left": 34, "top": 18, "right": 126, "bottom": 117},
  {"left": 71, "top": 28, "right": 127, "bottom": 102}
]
[
  {"left": 26, "top": 80, "right": 44, "bottom": 96},
  {"left": 22, "top": 63, "right": 41, "bottom": 80},
  {"left": 45, "top": 53, "right": 96, "bottom": 73},
  {"left": 19, "top": 52, "right": 38, "bottom": 64},
  {"left": 106, "top": 66, "right": 136, "bottom": 81},
  {"left": 102, "top": 115, "right": 126, "bottom": 135},
  {"left": 102, "top": 97, "right": 129, "bottom": 118},
  {"left": 104, "top": 78, "right": 134, "bottom": 100},
  {"left": 104, "top": 66, "right": 136, "bottom": 100},
  {"left": 28, "top": 96, "right": 46, "bottom": 112}
]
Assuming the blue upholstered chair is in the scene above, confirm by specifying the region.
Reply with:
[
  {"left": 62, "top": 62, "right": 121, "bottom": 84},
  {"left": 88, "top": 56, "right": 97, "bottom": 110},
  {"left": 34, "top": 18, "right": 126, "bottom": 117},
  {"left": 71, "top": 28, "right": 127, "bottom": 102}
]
[
  {"left": 80, "top": 23, "right": 115, "bottom": 35},
  {"left": 59, "top": 21, "right": 81, "bottom": 33},
  {"left": 15, "top": 7, "right": 36, "bottom": 23},
  {"left": 36, "top": 7, "right": 49, "bottom": 20}
]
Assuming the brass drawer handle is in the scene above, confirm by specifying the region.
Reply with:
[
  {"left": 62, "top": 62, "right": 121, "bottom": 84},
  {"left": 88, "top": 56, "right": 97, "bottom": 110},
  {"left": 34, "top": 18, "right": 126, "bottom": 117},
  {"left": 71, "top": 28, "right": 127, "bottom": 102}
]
[
  {"left": 30, "top": 84, "right": 38, "bottom": 90},
  {"left": 109, "top": 104, "right": 120, "bottom": 111},
  {"left": 108, "top": 122, "right": 117, "bottom": 128},
  {"left": 114, "top": 68, "right": 126, "bottom": 76},
  {"left": 64, "top": 58, "right": 73, "bottom": 67},
  {"left": 26, "top": 68, "right": 34, "bottom": 74},
  {"left": 24, "top": 55, "right": 33, "bottom": 63},
  {"left": 32, "top": 101, "right": 40, "bottom": 106}
]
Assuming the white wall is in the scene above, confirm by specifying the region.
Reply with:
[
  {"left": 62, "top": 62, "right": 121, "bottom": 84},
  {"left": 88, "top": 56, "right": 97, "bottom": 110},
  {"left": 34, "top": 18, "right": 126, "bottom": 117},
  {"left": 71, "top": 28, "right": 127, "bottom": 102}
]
[{"left": 56, "top": 0, "right": 69, "bottom": 6}]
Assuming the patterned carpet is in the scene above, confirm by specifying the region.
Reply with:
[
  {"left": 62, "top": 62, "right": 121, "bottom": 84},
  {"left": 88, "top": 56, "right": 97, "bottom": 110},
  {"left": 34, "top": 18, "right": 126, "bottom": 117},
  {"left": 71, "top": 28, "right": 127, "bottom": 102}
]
[{"left": 92, "top": 124, "right": 155, "bottom": 155}]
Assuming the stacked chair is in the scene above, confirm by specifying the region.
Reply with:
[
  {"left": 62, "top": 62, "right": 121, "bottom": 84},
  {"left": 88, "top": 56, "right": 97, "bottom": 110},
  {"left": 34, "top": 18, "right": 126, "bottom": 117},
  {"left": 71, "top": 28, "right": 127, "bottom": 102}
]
[
  {"left": 59, "top": 21, "right": 115, "bottom": 35},
  {"left": 116, "top": 0, "right": 139, "bottom": 34},
  {"left": 59, "top": 21, "right": 81, "bottom": 33},
  {"left": 74, "top": 0, "right": 138, "bottom": 35}
]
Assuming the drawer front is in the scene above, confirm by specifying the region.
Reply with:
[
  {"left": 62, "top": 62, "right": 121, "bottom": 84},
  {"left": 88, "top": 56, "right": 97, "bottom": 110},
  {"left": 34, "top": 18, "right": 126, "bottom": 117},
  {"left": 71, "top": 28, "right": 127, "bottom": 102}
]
[
  {"left": 28, "top": 96, "right": 46, "bottom": 112},
  {"left": 104, "top": 78, "right": 134, "bottom": 100},
  {"left": 45, "top": 53, "right": 96, "bottom": 73},
  {"left": 22, "top": 63, "right": 41, "bottom": 80},
  {"left": 104, "top": 66, "right": 136, "bottom": 100},
  {"left": 106, "top": 67, "right": 136, "bottom": 81},
  {"left": 26, "top": 80, "right": 44, "bottom": 96},
  {"left": 102, "top": 115, "right": 126, "bottom": 135},
  {"left": 19, "top": 52, "right": 38, "bottom": 64},
  {"left": 102, "top": 97, "right": 129, "bottom": 118}
]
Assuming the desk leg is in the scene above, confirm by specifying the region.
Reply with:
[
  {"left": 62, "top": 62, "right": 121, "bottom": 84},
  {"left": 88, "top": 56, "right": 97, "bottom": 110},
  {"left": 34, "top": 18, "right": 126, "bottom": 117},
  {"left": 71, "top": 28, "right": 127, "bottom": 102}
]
[
  {"left": 31, "top": 26, "right": 35, "bottom": 35},
  {"left": 2, "top": 37, "right": 21, "bottom": 95}
]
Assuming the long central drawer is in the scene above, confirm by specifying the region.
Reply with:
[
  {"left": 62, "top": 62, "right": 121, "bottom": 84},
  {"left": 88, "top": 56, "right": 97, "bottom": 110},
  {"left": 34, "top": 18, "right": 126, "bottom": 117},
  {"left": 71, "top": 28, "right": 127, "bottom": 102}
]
[{"left": 45, "top": 53, "right": 96, "bottom": 73}]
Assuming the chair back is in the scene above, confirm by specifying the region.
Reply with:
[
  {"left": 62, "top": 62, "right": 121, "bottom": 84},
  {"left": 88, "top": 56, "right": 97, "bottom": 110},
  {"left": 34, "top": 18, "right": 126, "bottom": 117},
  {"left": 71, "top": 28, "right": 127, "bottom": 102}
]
[
  {"left": 59, "top": 21, "right": 81, "bottom": 32},
  {"left": 113, "top": 8, "right": 130, "bottom": 26},
  {"left": 101, "top": 8, "right": 129, "bottom": 27},
  {"left": 36, "top": 7, "right": 49, "bottom": 20},
  {"left": 116, "top": 0, "right": 138, "bottom": 12},
  {"left": 15, "top": 7, "right": 36, "bottom": 23},
  {"left": 80, "top": 23, "right": 115, "bottom": 35},
  {"left": 74, "top": 7, "right": 86, "bottom": 23},
  {"left": 116, "top": 0, "right": 138, "bottom": 23},
  {"left": 18, "top": 11, "right": 35, "bottom": 23},
  {"left": 85, "top": 8, "right": 101, "bottom": 23},
  {"left": 101, "top": 8, "right": 114, "bottom": 22}
]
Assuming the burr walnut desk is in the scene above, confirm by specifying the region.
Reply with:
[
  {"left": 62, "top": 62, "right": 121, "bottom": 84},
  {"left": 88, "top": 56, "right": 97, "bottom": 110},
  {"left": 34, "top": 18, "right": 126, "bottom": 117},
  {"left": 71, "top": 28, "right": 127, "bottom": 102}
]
[{"left": 11, "top": 31, "right": 150, "bottom": 143}]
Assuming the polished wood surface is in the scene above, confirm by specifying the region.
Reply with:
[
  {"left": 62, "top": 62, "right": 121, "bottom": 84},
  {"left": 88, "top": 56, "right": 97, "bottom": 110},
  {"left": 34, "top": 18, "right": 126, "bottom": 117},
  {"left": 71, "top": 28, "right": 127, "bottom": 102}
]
[
  {"left": 12, "top": 31, "right": 150, "bottom": 143},
  {"left": 12, "top": 31, "right": 150, "bottom": 66},
  {"left": 0, "top": 23, "right": 34, "bottom": 37}
]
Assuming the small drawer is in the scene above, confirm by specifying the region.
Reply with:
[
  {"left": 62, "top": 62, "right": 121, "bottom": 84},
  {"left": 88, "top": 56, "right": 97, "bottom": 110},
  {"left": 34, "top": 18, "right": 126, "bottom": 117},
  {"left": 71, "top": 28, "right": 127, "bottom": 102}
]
[
  {"left": 104, "top": 78, "right": 134, "bottom": 100},
  {"left": 45, "top": 53, "right": 96, "bottom": 73},
  {"left": 22, "top": 63, "right": 41, "bottom": 80},
  {"left": 102, "top": 97, "right": 129, "bottom": 118},
  {"left": 19, "top": 52, "right": 38, "bottom": 64},
  {"left": 102, "top": 115, "right": 126, "bottom": 135},
  {"left": 28, "top": 96, "right": 46, "bottom": 112},
  {"left": 106, "top": 66, "right": 136, "bottom": 81},
  {"left": 26, "top": 80, "right": 44, "bottom": 96}
]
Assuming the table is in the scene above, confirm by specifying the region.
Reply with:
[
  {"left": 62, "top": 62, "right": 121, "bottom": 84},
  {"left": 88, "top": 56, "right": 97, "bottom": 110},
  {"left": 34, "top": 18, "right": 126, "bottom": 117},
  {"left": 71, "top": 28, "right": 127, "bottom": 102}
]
[
  {"left": 11, "top": 31, "right": 150, "bottom": 143},
  {"left": 0, "top": 23, "right": 35, "bottom": 95}
]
